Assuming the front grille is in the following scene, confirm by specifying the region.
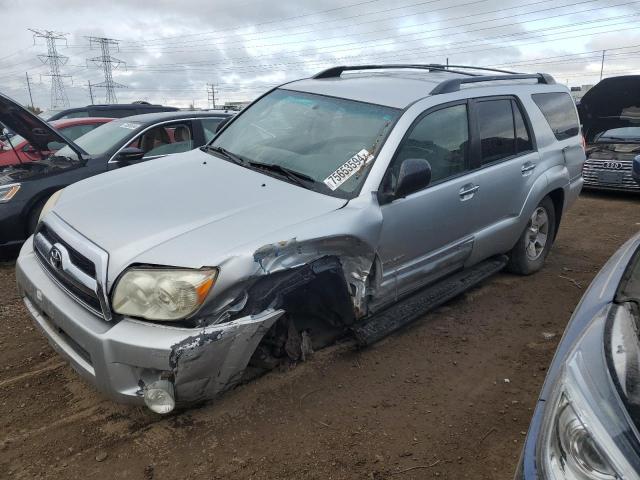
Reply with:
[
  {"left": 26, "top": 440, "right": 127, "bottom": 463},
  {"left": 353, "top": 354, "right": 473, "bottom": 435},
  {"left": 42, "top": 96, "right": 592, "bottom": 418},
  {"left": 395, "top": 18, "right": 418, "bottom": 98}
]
[
  {"left": 34, "top": 224, "right": 105, "bottom": 317},
  {"left": 40, "top": 224, "right": 96, "bottom": 277},
  {"left": 582, "top": 158, "right": 640, "bottom": 191}
]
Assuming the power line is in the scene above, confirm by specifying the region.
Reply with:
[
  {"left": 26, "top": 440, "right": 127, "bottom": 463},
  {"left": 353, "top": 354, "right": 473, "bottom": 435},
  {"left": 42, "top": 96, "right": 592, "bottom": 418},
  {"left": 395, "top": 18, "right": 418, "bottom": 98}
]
[
  {"left": 29, "top": 28, "right": 71, "bottom": 109},
  {"left": 117, "top": 0, "right": 628, "bottom": 54},
  {"left": 86, "top": 36, "right": 126, "bottom": 104},
  {"left": 123, "top": 0, "right": 388, "bottom": 46}
]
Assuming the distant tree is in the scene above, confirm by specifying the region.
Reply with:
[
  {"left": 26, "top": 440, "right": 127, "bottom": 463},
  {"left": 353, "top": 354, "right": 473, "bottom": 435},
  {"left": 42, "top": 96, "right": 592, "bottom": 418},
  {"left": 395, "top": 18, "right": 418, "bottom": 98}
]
[{"left": 26, "top": 105, "right": 43, "bottom": 115}]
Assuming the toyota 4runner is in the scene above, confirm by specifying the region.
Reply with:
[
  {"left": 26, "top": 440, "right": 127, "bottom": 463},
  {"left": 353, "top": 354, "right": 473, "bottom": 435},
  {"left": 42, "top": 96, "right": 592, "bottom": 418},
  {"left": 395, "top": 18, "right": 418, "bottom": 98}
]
[{"left": 15, "top": 65, "right": 585, "bottom": 413}]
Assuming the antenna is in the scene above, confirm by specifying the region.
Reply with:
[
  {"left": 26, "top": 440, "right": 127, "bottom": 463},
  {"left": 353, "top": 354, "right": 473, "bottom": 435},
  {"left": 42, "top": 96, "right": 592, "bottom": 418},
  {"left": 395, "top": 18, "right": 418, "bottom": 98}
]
[
  {"left": 86, "top": 36, "right": 126, "bottom": 104},
  {"left": 29, "top": 28, "right": 71, "bottom": 109}
]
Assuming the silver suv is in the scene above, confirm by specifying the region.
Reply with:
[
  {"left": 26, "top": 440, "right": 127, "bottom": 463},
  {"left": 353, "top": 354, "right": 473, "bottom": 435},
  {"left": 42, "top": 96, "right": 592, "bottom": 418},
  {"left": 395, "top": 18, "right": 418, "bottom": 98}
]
[{"left": 16, "top": 65, "right": 585, "bottom": 413}]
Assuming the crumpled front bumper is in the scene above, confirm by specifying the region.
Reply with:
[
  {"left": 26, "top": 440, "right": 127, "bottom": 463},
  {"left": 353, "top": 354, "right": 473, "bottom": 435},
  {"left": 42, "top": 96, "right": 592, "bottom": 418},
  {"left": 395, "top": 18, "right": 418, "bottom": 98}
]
[{"left": 15, "top": 238, "right": 283, "bottom": 405}]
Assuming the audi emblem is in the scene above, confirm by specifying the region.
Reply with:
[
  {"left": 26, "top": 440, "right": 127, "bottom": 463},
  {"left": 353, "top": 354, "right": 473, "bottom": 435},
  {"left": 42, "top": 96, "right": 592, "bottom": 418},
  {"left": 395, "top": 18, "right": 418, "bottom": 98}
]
[
  {"left": 603, "top": 161, "right": 624, "bottom": 170},
  {"left": 49, "top": 247, "right": 62, "bottom": 270}
]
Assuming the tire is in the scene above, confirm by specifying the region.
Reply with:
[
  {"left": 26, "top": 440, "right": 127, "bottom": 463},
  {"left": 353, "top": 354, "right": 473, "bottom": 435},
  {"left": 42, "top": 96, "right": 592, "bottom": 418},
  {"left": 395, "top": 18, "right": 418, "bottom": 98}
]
[
  {"left": 506, "top": 196, "right": 556, "bottom": 275},
  {"left": 26, "top": 198, "right": 47, "bottom": 236}
]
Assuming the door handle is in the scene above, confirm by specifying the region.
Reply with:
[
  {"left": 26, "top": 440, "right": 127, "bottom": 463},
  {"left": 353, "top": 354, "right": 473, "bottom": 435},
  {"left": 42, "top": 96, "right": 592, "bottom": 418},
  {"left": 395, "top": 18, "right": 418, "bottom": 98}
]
[
  {"left": 459, "top": 183, "right": 479, "bottom": 201},
  {"left": 521, "top": 162, "right": 536, "bottom": 175}
]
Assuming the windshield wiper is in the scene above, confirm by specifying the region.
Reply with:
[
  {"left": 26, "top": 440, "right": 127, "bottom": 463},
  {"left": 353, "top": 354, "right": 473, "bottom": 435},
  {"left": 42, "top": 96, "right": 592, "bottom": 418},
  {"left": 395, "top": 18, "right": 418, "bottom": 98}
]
[
  {"left": 205, "top": 145, "right": 246, "bottom": 166},
  {"left": 247, "top": 161, "right": 316, "bottom": 188}
]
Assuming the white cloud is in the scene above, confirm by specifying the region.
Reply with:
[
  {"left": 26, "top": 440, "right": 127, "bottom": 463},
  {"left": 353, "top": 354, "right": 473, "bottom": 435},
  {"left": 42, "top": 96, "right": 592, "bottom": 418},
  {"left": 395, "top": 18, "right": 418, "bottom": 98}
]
[{"left": 0, "top": 0, "right": 638, "bottom": 110}]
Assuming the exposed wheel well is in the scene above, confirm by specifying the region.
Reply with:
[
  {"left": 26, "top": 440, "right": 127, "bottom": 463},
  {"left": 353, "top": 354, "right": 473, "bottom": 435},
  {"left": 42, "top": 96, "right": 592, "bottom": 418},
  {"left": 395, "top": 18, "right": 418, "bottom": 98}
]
[
  {"left": 547, "top": 188, "right": 564, "bottom": 240},
  {"left": 238, "top": 256, "right": 356, "bottom": 373}
]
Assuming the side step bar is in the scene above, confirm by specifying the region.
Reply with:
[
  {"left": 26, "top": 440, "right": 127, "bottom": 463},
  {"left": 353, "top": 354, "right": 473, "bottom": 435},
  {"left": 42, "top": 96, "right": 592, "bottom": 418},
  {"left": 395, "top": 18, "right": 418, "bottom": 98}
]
[{"left": 352, "top": 255, "right": 508, "bottom": 346}]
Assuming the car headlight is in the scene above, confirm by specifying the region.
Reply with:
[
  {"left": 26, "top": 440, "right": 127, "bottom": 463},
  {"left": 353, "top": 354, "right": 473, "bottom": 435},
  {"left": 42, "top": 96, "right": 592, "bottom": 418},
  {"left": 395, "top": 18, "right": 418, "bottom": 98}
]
[
  {"left": 38, "top": 189, "right": 64, "bottom": 222},
  {"left": 112, "top": 267, "right": 218, "bottom": 321},
  {"left": 0, "top": 183, "right": 20, "bottom": 203},
  {"left": 538, "top": 305, "right": 640, "bottom": 479}
]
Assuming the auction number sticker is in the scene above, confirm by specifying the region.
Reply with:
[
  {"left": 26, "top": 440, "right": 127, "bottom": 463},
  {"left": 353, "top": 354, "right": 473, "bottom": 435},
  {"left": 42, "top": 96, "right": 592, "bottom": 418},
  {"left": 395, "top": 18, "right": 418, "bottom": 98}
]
[
  {"left": 324, "top": 149, "right": 373, "bottom": 191},
  {"left": 120, "top": 122, "right": 142, "bottom": 130}
]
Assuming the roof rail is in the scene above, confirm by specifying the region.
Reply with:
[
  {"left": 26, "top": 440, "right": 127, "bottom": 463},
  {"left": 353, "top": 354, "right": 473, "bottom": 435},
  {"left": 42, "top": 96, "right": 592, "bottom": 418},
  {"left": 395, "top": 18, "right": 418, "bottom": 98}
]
[
  {"left": 430, "top": 73, "right": 556, "bottom": 95},
  {"left": 313, "top": 64, "right": 479, "bottom": 79},
  {"left": 432, "top": 64, "right": 520, "bottom": 75}
]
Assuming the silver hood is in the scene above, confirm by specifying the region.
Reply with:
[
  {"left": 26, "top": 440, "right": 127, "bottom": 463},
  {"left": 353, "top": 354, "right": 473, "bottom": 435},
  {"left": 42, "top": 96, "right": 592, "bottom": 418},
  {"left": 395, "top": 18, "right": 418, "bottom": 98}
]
[{"left": 53, "top": 149, "right": 347, "bottom": 281}]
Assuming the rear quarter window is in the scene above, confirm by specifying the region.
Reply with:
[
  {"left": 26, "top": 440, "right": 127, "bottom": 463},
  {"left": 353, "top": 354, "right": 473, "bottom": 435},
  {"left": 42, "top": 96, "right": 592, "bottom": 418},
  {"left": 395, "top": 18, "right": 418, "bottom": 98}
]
[{"left": 532, "top": 92, "right": 580, "bottom": 141}]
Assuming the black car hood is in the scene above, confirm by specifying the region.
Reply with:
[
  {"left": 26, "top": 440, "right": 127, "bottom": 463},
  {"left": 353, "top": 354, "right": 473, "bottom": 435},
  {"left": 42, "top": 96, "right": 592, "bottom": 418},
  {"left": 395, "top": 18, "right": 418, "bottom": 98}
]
[
  {"left": 0, "top": 92, "right": 86, "bottom": 156},
  {"left": 580, "top": 76, "right": 640, "bottom": 142}
]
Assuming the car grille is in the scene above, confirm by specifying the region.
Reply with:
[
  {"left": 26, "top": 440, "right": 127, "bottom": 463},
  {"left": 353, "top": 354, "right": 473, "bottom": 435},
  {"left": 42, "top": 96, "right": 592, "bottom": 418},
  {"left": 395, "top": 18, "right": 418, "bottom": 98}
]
[
  {"left": 33, "top": 222, "right": 107, "bottom": 318},
  {"left": 582, "top": 158, "right": 640, "bottom": 191}
]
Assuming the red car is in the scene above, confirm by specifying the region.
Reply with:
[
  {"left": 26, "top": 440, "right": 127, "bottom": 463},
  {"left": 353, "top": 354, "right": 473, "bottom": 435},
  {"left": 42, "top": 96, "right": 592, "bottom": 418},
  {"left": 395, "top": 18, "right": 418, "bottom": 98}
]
[{"left": 0, "top": 117, "right": 112, "bottom": 166}]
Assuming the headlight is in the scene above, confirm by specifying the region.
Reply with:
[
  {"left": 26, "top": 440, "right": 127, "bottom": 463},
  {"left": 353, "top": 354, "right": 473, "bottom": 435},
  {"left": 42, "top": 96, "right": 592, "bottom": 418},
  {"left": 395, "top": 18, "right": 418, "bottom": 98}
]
[
  {"left": 538, "top": 305, "right": 640, "bottom": 479},
  {"left": 112, "top": 267, "right": 218, "bottom": 321},
  {"left": 38, "top": 189, "right": 64, "bottom": 222},
  {"left": 0, "top": 183, "right": 20, "bottom": 203}
]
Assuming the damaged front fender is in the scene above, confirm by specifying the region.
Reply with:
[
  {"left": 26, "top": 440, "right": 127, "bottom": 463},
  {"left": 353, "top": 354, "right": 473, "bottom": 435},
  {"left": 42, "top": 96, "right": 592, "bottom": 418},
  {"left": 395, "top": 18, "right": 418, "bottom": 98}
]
[{"left": 169, "top": 308, "right": 284, "bottom": 403}]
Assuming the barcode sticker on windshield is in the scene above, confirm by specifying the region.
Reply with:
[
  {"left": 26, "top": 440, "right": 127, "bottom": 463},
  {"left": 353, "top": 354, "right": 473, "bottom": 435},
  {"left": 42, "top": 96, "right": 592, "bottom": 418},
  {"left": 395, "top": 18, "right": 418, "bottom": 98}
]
[
  {"left": 324, "top": 149, "right": 373, "bottom": 191},
  {"left": 120, "top": 122, "right": 141, "bottom": 130}
]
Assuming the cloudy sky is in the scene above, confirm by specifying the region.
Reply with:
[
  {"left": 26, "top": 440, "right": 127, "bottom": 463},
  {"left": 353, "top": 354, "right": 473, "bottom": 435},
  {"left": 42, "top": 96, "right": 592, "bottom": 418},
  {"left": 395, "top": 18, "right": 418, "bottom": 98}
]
[{"left": 0, "top": 0, "right": 639, "bottom": 110}]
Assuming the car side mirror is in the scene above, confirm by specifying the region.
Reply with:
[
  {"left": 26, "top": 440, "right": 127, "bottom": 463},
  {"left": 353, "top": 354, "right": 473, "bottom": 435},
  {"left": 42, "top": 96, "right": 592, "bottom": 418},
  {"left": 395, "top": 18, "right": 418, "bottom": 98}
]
[
  {"left": 394, "top": 158, "right": 432, "bottom": 198},
  {"left": 215, "top": 117, "right": 231, "bottom": 133},
  {"left": 115, "top": 147, "right": 145, "bottom": 166},
  {"left": 633, "top": 155, "right": 640, "bottom": 185}
]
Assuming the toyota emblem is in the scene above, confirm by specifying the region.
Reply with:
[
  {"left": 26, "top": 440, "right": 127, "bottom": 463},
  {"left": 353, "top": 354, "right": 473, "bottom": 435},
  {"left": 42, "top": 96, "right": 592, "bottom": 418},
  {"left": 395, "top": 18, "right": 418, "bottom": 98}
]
[{"left": 49, "top": 247, "right": 62, "bottom": 270}]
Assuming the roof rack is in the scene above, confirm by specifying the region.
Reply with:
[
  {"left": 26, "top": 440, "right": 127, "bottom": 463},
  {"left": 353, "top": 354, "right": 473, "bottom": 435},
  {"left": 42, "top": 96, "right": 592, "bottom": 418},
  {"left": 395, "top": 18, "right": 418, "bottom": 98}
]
[
  {"left": 313, "top": 64, "right": 479, "bottom": 79},
  {"left": 430, "top": 73, "right": 555, "bottom": 95},
  {"left": 312, "top": 64, "right": 524, "bottom": 79},
  {"left": 311, "top": 64, "right": 555, "bottom": 94}
]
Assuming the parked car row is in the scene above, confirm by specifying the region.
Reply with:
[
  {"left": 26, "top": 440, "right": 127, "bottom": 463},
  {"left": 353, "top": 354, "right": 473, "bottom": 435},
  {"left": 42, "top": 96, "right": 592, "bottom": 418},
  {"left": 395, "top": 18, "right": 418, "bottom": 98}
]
[{"left": 1, "top": 65, "right": 639, "bottom": 479}]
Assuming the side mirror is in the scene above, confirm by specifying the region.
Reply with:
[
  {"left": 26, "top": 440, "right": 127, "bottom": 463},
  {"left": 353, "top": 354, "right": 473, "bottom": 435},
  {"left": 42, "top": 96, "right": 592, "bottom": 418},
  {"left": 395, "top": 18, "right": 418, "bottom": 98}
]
[
  {"left": 633, "top": 155, "right": 640, "bottom": 186},
  {"left": 394, "top": 158, "right": 432, "bottom": 198},
  {"left": 115, "top": 147, "right": 145, "bottom": 166},
  {"left": 216, "top": 117, "right": 231, "bottom": 133}
]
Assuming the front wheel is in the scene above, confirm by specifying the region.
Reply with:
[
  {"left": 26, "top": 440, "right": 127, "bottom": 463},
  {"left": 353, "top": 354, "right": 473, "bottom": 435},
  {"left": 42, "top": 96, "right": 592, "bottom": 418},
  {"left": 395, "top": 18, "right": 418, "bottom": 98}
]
[{"left": 506, "top": 196, "right": 556, "bottom": 275}]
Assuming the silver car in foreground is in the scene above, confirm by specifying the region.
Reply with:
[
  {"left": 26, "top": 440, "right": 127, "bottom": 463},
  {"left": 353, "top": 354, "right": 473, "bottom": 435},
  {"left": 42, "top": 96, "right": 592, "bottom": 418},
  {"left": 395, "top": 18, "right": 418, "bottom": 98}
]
[{"left": 16, "top": 65, "right": 585, "bottom": 413}]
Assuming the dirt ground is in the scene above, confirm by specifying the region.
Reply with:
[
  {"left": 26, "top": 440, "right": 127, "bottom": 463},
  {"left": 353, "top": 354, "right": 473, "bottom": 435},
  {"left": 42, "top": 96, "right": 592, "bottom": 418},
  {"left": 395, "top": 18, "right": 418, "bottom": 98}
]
[{"left": 1, "top": 191, "right": 638, "bottom": 480}]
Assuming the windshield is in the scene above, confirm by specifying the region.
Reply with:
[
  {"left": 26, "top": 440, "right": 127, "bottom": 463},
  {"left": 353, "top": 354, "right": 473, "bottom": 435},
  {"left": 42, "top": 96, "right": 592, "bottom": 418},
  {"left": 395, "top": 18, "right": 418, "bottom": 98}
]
[
  {"left": 597, "top": 127, "right": 640, "bottom": 142},
  {"left": 211, "top": 89, "right": 400, "bottom": 198},
  {"left": 56, "top": 119, "right": 145, "bottom": 157}
]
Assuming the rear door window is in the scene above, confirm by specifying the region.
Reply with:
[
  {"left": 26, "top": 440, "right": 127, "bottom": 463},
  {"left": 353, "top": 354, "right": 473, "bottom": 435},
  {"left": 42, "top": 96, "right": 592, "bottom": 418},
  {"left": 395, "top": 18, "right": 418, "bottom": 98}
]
[
  {"left": 532, "top": 92, "right": 580, "bottom": 140},
  {"left": 513, "top": 100, "right": 533, "bottom": 153},
  {"left": 476, "top": 99, "right": 516, "bottom": 165}
]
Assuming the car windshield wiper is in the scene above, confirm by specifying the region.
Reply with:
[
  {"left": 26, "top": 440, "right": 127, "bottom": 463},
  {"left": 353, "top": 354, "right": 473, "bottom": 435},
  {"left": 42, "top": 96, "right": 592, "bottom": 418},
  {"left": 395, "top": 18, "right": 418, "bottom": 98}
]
[
  {"left": 205, "top": 145, "right": 246, "bottom": 166},
  {"left": 247, "top": 161, "right": 316, "bottom": 188}
]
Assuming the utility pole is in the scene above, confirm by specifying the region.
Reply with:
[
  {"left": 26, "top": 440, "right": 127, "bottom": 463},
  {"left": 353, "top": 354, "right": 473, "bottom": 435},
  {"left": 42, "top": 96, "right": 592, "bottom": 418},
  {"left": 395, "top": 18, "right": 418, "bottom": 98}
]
[
  {"left": 25, "top": 72, "right": 34, "bottom": 110},
  {"left": 599, "top": 50, "right": 606, "bottom": 82},
  {"left": 88, "top": 80, "right": 95, "bottom": 105},
  {"left": 29, "top": 29, "right": 71, "bottom": 109},
  {"left": 86, "top": 36, "right": 126, "bottom": 104},
  {"left": 207, "top": 83, "right": 218, "bottom": 109}
]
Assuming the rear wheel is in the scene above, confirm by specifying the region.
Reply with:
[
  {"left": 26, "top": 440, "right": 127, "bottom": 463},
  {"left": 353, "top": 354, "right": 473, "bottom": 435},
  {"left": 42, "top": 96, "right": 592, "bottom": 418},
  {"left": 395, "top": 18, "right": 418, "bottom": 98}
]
[{"left": 506, "top": 196, "right": 556, "bottom": 275}]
